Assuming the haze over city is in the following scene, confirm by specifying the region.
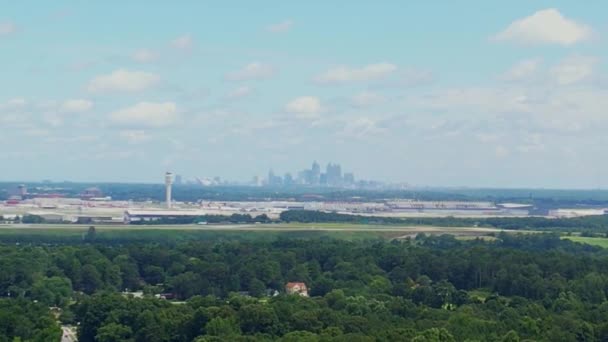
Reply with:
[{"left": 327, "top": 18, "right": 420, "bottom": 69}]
[{"left": 2, "top": 2, "right": 608, "bottom": 188}]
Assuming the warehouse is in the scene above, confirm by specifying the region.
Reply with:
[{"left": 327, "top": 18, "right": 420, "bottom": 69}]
[{"left": 123, "top": 209, "right": 208, "bottom": 223}]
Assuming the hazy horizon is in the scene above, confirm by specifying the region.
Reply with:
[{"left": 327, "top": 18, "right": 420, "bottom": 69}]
[{"left": 2, "top": 2, "right": 607, "bottom": 188}]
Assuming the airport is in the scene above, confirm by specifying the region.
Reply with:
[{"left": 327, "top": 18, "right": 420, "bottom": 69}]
[{"left": 1, "top": 173, "right": 605, "bottom": 225}]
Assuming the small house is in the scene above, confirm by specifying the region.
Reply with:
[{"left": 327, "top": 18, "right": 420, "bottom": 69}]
[{"left": 285, "top": 282, "right": 309, "bottom": 297}]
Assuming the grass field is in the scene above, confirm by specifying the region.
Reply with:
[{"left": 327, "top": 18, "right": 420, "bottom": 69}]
[
  {"left": 0, "top": 222, "right": 519, "bottom": 243},
  {"left": 562, "top": 236, "right": 608, "bottom": 248},
  {"left": 0, "top": 227, "right": 400, "bottom": 242}
]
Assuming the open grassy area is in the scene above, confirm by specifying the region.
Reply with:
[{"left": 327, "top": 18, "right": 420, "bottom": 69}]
[
  {"left": 0, "top": 227, "right": 400, "bottom": 243},
  {"left": 562, "top": 236, "right": 608, "bottom": 248},
  {"left": 0, "top": 222, "right": 530, "bottom": 243}
]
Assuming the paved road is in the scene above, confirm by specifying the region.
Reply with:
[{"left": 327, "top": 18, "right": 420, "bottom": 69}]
[{"left": 61, "top": 326, "right": 77, "bottom": 342}]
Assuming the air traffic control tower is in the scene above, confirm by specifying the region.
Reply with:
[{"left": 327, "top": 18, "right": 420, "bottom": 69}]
[{"left": 165, "top": 172, "right": 174, "bottom": 209}]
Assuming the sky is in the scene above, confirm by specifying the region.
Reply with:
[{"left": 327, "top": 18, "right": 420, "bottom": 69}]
[{"left": 1, "top": 1, "right": 608, "bottom": 188}]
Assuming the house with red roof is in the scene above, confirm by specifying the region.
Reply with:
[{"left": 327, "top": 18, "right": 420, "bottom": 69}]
[{"left": 285, "top": 282, "right": 309, "bottom": 297}]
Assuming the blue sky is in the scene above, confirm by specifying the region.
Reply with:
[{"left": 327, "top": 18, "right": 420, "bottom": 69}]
[{"left": 1, "top": 1, "right": 607, "bottom": 188}]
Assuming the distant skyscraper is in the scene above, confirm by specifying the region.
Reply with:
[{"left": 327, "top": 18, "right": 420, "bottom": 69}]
[
  {"left": 17, "top": 184, "right": 27, "bottom": 197},
  {"left": 174, "top": 174, "right": 183, "bottom": 185},
  {"left": 284, "top": 173, "right": 294, "bottom": 186},
  {"left": 252, "top": 176, "right": 262, "bottom": 186},
  {"left": 267, "top": 169, "right": 283, "bottom": 186},
  {"left": 326, "top": 163, "right": 342, "bottom": 186},
  {"left": 298, "top": 169, "right": 313, "bottom": 185},
  {"left": 344, "top": 172, "right": 355, "bottom": 184},
  {"left": 311, "top": 161, "right": 321, "bottom": 185},
  {"left": 320, "top": 173, "right": 327, "bottom": 185}
]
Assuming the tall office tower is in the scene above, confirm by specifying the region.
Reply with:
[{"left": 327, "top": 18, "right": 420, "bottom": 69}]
[
  {"left": 284, "top": 173, "right": 294, "bottom": 186},
  {"left": 174, "top": 174, "right": 183, "bottom": 185},
  {"left": 165, "top": 172, "right": 174, "bottom": 209},
  {"left": 326, "top": 163, "right": 343, "bottom": 186},
  {"left": 311, "top": 161, "right": 321, "bottom": 185},
  {"left": 344, "top": 172, "right": 355, "bottom": 184}
]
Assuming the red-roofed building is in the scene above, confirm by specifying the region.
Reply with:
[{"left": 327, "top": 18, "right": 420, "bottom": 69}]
[{"left": 285, "top": 282, "right": 309, "bottom": 297}]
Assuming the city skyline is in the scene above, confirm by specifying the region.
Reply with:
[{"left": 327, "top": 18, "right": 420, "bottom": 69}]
[{"left": 1, "top": 2, "right": 608, "bottom": 188}]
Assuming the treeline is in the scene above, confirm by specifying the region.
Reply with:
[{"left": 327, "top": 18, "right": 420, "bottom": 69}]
[
  {"left": 280, "top": 210, "right": 608, "bottom": 233},
  {"left": 131, "top": 213, "right": 272, "bottom": 225},
  {"left": 2, "top": 235, "right": 608, "bottom": 340}
]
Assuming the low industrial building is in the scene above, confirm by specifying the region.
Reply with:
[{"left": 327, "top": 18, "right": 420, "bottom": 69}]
[
  {"left": 123, "top": 209, "right": 209, "bottom": 223},
  {"left": 549, "top": 209, "right": 607, "bottom": 218}
]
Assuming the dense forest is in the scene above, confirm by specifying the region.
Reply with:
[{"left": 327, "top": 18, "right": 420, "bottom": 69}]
[{"left": 2, "top": 234, "right": 608, "bottom": 340}]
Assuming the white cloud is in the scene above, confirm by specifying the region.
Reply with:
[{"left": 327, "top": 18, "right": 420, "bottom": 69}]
[
  {"left": 501, "top": 59, "right": 542, "bottom": 82},
  {"left": 43, "top": 113, "right": 63, "bottom": 127},
  {"left": 267, "top": 20, "right": 293, "bottom": 33},
  {"left": 87, "top": 69, "right": 160, "bottom": 93},
  {"left": 0, "top": 22, "right": 16, "bottom": 36},
  {"left": 24, "top": 128, "right": 50, "bottom": 137},
  {"left": 517, "top": 133, "right": 545, "bottom": 153},
  {"left": 476, "top": 133, "right": 501, "bottom": 143},
  {"left": 61, "top": 99, "right": 93, "bottom": 113},
  {"left": 226, "top": 86, "right": 253, "bottom": 100},
  {"left": 132, "top": 49, "right": 158, "bottom": 63},
  {"left": 3, "top": 98, "right": 27, "bottom": 108},
  {"left": 109, "top": 102, "right": 178, "bottom": 127},
  {"left": 285, "top": 96, "right": 322, "bottom": 119},
  {"left": 171, "top": 34, "right": 193, "bottom": 50},
  {"left": 495, "top": 146, "right": 510, "bottom": 158},
  {"left": 119, "top": 130, "right": 150, "bottom": 144},
  {"left": 493, "top": 8, "right": 592, "bottom": 45},
  {"left": 379, "top": 68, "right": 434, "bottom": 88},
  {"left": 550, "top": 55, "right": 597, "bottom": 85},
  {"left": 225, "top": 62, "right": 275, "bottom": 81},
  {"left": 314, "top": 62, "right": 397, "bottom": 84},
  {"left": 340, "top": 118, "right": 386, "bottom": 138},
  {"left": 351, "top": 91, "right": 385, "bottom": 107},
  {"left": 409, "top": 87, "right": 531, "bottom": 114}
]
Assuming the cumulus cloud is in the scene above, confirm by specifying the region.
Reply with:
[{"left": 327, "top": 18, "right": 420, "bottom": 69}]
[
  {"left": 267, "top": 20, "right": 293, "bottom": 33},
  {"left": 314, "top": 62, "right": 397, "bottom": 84},
  {"left": 493, "top": 8, "right": 592, "bottom": 45},
  {"left": 0, "top": 22, "right": 16, "bottom": 36},
  {"left": 171, "top": 34, "right": 193, "bottom": 50},
  {"left": 225, "top": 86, "right": 253, "bottom": 100},
  {"left": 119, "top": 130, "right": 150, "bottom": 144},
  {"left": 517, "top": 133, "right": 545, "bottom": 153},
  {"left": 501, "top": 59, "right": 542, "bottom": 82},
  {"left": 60, "top": 99, "right": 93, "bottom": 113},
  {"left": 1, "top": 98, "right": 27, "bottom": 108},
  {"left": 550, "top": 55, "right": 597, "bottom": 85},
  {"left": 109, "top": 102, "right": 178, "bottom": 127},
  {"left": 285, "top": 96, "right": 322, "bottom": 119},
  {"left": 339, "top": 118, "right": 386, "bottom": 138},
  {"left": 494, "top": 146, "right": 510, "bottom": 158},
  {"left": 132, "top": 49, "right": 158, "bottom": 63},
  {"left": 87, "top": 69, "right": 160, "bottom": 93},
  {"left": 378, "top": 68, "right": 435, "bottom": 88},
  {"left": 405, "top": 81, "right": 608, "bottom": 138},
  {"left": 225, "top": 62, "right": 275, "bottom": 81},
  {"left": 43, "top": 112, "right": 63, "bottom": 127},
  {"left": 408, "top": 87, "right": 531, "bottom": 114},
  {"left": 351, "top": 91, "right": 385, "bottom": 107}
]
